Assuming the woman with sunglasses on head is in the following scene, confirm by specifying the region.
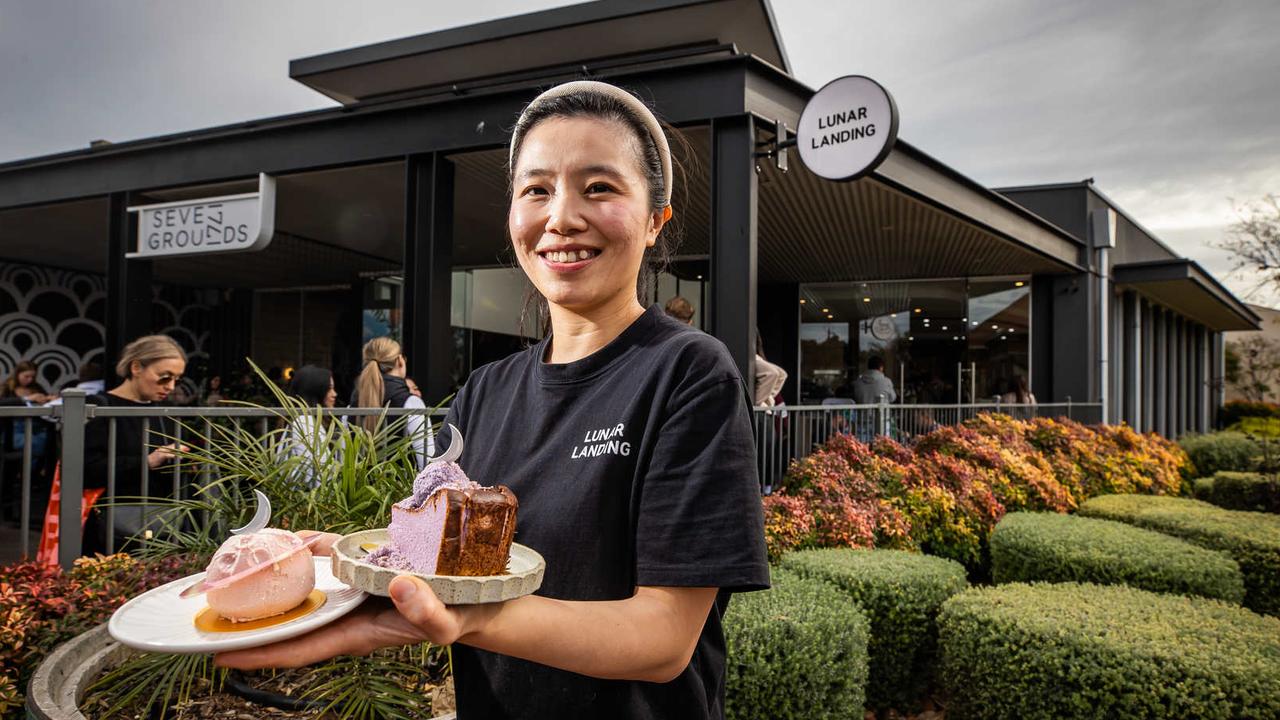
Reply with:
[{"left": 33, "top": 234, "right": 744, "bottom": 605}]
[
  {"left": 81, "top": 334, "right": 189, "bottom": 555},
  {"left": 220, "top": 82, "right": 769, "bottom": 720}
]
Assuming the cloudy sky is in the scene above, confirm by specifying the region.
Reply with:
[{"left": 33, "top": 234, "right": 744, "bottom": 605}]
[{"left": 1, "top": 0, "right": 1276, "bottom": 305}]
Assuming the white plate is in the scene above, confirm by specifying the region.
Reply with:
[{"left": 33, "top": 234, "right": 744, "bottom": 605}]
[{"left": 108, "top": 557, "right": 367, "bottom": 654}]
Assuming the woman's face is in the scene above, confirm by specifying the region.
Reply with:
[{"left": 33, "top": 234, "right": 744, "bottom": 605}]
[
  {"left": 324, "top": 377, "right": 336, "bottom": 408},
  {"left": 131, "top": 358, "right": 186, "bottom": 402},
  {"left": 16, "top": 369, "right": 35, "bottom": 387},
  {"left": 509, "top": 116, "right": 666, "bottom": 314}
]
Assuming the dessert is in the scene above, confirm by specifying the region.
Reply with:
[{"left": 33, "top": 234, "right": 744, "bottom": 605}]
[
  {"left": 205, "top": 528, "right": 315, "bottom": 622},
  {"left": 367, "top": 425, "right": 518, "bottom": 576}
]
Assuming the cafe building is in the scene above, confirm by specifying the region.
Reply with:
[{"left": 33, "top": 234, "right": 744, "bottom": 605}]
[{"left": 0, "top": 0, "right": 1259, "bottom": 438}]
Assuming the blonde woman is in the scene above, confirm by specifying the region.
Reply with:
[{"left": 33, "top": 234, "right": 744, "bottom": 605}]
[
  {"left": 81, "top": 335, "right": 188, "bottom": 554},
  {"left": 349, "top": 337, "right": 433, "bottom": 467},
  {"left": 223, "top": 81, "right": 768, "bottom": 719}
]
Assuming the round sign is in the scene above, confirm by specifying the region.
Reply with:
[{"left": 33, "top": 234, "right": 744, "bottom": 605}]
[
  {"left": 871, "top": 315, "right": 897, "bottom": 341},
  {"left": 797, "top": 75, "right": 899, "bottom": 181}
]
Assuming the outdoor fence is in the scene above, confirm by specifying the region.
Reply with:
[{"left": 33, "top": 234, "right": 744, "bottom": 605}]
[
  {"left": 2, "top": 391, "right": 1101, "bottom": 568},
  {"left": 752, "top": 401, "right": 1104, "bottom": 494}
]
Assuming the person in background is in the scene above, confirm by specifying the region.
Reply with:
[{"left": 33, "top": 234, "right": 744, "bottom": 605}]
[
  {"left": 80, "top": 335, "right": 188, "bottom": 555},
  {"left": 201, "top": 374, "right": 225, "bottom": 405},
  {"left": 753, "top": 333, "right": 787, "bottom": 407},
  {"left": 852, "top": 356, "right": 897, "bottom": 404},
  {"left": 1000, "top": 375, "right": 1036, "bottom": 405},
  {"left": 663, "top": 295, "right": 695, "bottom": 325},
  {"left": 3, "top": 361, "right": 54, "bottom": 404},
  {"left": 286, "top": 365, "right": 339, "bottom": 486},
  {"left": 350, "top": 337, "right": 433, "bottom": 468},
  {"left": 59, "top": 361, "right": 105, "bottom": 395}
]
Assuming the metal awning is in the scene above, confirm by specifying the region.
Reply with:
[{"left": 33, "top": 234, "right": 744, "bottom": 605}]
[
  {"left": 1114, "top": 259, "right": 1261, "bottom": 331},
  {"left": 289, "top": 0, "right": 790, "bottom": 104}
]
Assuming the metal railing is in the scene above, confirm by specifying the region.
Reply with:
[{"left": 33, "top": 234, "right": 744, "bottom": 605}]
[
  {"left": 752, "top": 401, "right": 1104, "bottom": 494},
  {"left": 1, "top": 390, "right": 446, "bottom": 568},
  {"left": 4, "top": 390, "right": 1101, "bottom": 567}
]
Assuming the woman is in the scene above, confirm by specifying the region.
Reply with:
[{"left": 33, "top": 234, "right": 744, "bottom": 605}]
[
  {"left": 350, "top": 337, "right": 433, "bottom": 468},
  {"left": 219, "top": 81, "right": 769, "bottom": 719},
  {"left": 285, "top": 365, "right": 339, "bottom": 486},
  {"left": 81, "top": 335, "right": 188, "bottom": 555},
  {"left": 2, "top": 360, "right": 54, "bottom": 403}
]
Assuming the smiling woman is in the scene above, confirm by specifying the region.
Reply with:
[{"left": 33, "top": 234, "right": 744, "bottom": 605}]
[{"left": 216, "top": 81, "right": 770, "bottom": 720}]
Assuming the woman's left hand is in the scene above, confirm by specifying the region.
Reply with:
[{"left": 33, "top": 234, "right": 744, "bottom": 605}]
[{"left": 215, "top": 574, "right": 471, "bottom": 670}]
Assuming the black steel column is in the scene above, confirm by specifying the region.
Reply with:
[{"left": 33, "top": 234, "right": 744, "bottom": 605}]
[
  {"left": 709, "top": 115, "right": 758, "bottom": 384},
  {"left": 1153, "top": 307, "right": 1166, "bottom": 436},
  {"left": 402, "top": 153, "right": 455, "bottom": 405},
  {"left": 758, "top": 283, "right": 799, "bottom": 404},
  {"left": 104, "top": 191, "right": 152, "bottom": 380},
  {"left": 1121, "top": 291, "right": 1138, "bottom": 426},
  {"left": 1146, "top": 304, "right": 1154, "bottom": 433},
  {"left": 1164, "top": 310, "right": 1176, "bottom": 436}
]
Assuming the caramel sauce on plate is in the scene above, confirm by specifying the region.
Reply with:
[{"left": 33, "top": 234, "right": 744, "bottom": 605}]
[{"left": 193, "top": 590, "right": 327, "bottom": 633}]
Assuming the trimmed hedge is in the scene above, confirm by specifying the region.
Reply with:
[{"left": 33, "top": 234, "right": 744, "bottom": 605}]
[
  {"left": 1191, "top": 476, "right": 1216, "bottom": 500},
  {"left": 938, "top": 582, "right": 1280, "bottom": 720},
  {"left": 780, "top": 548, "right": 968, "bottom": 711},
  {"left": 1179, "top": 431, "right": 1258, "bottom": 476},
  {"left": 1210, "top": 471, "right": 1280, "bottom": 513},
  {"left": 1080, "top": 494, "right": 1280, "bottom": 616},
  {"left": 1220, "top": 400, "right": 1280, "bottom": 427},
  {"left": 723, "top": 568, "right": 869, "bottom": 720},
  {"left": 990, "top": 512, "right": 1244, "bottom": 602}
]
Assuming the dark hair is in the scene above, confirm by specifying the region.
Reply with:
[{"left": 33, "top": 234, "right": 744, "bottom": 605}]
[
  {"left": 664, "top": 296, "right": 694, "bottom": 323},
  {"left": 508, "top": 86, "right": 685, "bottom": 336},
  {"left": 867, "top": 356, "right": 885, "bottom": 371},
  {"left": 290, "top": 365, "right": 333, "bottom": 408},
  {"left": 78, "top": 361, "right": 103, "bottom": 383}
]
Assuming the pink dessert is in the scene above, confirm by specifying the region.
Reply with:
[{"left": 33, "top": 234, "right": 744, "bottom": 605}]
[
  {"left": 369, "top": 459, "right": 517, "bottom": 576},
  {"left": 205, "top": 528, "right": 315, "bottom": 622}
]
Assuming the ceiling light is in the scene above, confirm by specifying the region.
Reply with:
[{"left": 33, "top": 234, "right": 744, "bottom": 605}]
[
  {"left": 914, "top": 308, "right": 922, "bottom": 314},
  {"left": 1015, "top": 281, "right": 1025, "bottom": 287},
  {"left": 942, "top": 325, "right": 948, "bottom": 330},
  {"left": 696, "top": 275, "right": 703, "bottom": 280},
  {"left": 971, "top": 321, "right": 979, "bottom": 326},
  {"left": 952, "top": 336, "right": 959, "bottom": 341},
  {"left": 1001, "top": 335, "right": 1008, "bottom": 340},
  {"left": 991, "top": 324, "right": 998, "bottom": 330},
  {"left": 908, "top": 336, "right": 914, "bottom": 340},
  {"left": 822, "top": 308, "right": 829, "bottom": 313},
  {"left": 863, "top": 297, "right": 871, "bottom": 303},
  {"left": 800, "top": 299, "right": 806, "bottom": 304}
]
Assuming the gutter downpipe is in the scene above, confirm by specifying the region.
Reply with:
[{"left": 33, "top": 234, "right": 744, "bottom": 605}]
[{"left": 1092, "top": 208, "right": 1117, "bottom": 426}]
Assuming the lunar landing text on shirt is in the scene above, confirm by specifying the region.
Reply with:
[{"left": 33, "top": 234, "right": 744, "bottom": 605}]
[{"left": 571, "top": 423, "right": 631, "bottom": 459}]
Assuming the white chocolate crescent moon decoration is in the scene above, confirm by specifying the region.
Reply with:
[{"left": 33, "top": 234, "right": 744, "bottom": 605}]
[
  {"left": 429, "top": 424, "right": 464, "bottom": 464},
  {"left": 231, "top": 489, "right": 271, "bottom": 536}
]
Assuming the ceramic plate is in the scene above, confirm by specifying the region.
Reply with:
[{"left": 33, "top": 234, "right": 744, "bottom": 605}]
[
  {"left": 333, "top": 529, "right": 545, "bottom": 604},
  {"left": 108, "top": 557, "right": 367, "bottom": 654}
]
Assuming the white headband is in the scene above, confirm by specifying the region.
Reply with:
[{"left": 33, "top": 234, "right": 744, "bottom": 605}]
[{"left": 510, "top": 80, "right": 673, "bottom": 206}]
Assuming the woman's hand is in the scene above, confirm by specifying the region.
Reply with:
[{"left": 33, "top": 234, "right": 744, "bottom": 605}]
[
  {"left": 146, "top": 443, "right": 190, "bottom": 468},
  {"left": 214, "top": 574, "right": 471, "bottom": 670}
]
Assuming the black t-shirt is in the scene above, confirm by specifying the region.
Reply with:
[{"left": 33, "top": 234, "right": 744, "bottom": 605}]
[{"left": 443, "top": 305, "right": 770, "bottom": 720}]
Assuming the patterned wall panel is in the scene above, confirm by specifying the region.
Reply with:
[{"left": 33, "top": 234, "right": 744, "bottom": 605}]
[{"left": 0, "top": 261, "right": 212, "bottom": 392}]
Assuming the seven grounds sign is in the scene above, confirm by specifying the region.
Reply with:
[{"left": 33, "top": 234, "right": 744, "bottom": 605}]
[
  {"left": 126, "top": 173, "right": 276, "bottom": 258},
  {"left": 797, "top": 75, "right": 899, "bottom": 182}
]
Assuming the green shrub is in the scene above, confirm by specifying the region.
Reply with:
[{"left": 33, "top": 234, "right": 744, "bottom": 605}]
[
  {"left": 989, "top": 512, "right": 1243, "bottom": 602},
  {"left": 723, "top": 568, "right": 869, "bottom": 720},
  {"left": 1209, "top": 471, "right": 1280, "bottom": 513},
  {"left": 1220, "top": 400, "right": 1280, "bottom": 427},
  {"left": 780, "top": 548, "right": 968, "bottom": 711},
  {"left": 1191, "top": 476, "right": 1215, "bottom": 500},
  {"left": 1179, "top": 431, "right": 1259, "bottom": 476},
  {"left": 938, "top": 582, "right": 1280, "bottom": 720},
  {"left": 1080, "top": 494, "right": 1280, "bottom": 616}
]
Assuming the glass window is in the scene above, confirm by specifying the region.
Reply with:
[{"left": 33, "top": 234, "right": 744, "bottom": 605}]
[{"left": 798, "top": 277, "right": 1031, "bottom": 404}]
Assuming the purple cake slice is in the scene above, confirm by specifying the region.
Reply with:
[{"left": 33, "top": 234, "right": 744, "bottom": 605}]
[{"left": 382, "top": 460, "right": 518, "bottom": 576}]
